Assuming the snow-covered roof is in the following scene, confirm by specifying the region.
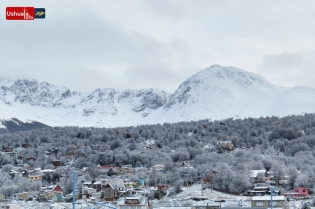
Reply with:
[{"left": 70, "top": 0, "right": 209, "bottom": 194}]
[
  {"left": 40, "top": 169, "right": 55, "bottom": 173},
  {"left": 252, "top": 196, "right": 285, "bottom": 201},
  {"left": 83, "top": 182, "right": 92, "bottom": 185},
  {"left": 254, "top": 186, "right": 268, "bottom": 189},
  {"left": 250, "top": 170, "right": 266, "bottom": 178},
  {"left": 117, "top": 196, "right": 148, "bottom": 206},
  {"left": 159, "top": 207, "right": 191, "bottom": 209}
]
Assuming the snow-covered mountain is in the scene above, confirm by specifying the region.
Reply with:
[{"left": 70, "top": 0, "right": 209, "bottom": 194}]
[
  {"left": 144, "top": 65, "right": 315, "bottom": 124},
  {"left": 1, "top": 65, "right": 315, "bottom": 128}
]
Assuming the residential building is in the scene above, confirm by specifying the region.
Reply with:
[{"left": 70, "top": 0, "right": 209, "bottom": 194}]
[
  {"left": 103, "top": 183, "right": 126, "bottom": 201},
  {"left": 193, "top": 204, "right": 221, "bottom": 209},
  {"left": 151, "top": 164, "right": 164, "bottom": 171},
  {"left": 0, "top": 204, "right": 20, "bottom": 209},
  {"left": 250, "top": 170, "right": 266, "bottom": 183},
  {"left": 44, "top": 185, "right": 64, "bottom": 201},
  {"left": 13, "top": 192, "right": 28, "bottom": 201},
  {"left": 117, "top": 196, "right": 150, "bottom": 209},
  {"left": 284, "top": 186, "right": 308, "bottom": 198},
  {"left": 216, "top": 141, "right": 234, "bottom": 151},
  {"left": 28, "top": 175, "right": 41, "bottom": 181},
  {"left": 251, "top": 196, "right": 285, "bottom": 208}
]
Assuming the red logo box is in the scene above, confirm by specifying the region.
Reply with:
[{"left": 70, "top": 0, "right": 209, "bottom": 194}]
[{"left": 6, "top": 7, "right": 34, "bottom": 20}]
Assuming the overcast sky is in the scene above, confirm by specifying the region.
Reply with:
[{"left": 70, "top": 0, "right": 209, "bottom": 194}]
[{"left": 1, "top": 0, "right": 315, "bottom": 93}]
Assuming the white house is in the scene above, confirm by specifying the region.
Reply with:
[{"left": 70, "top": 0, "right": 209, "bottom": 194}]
[
  {"left": 117, "top": 196, "right": 150, "bottom": 209},
  {"left": 151, "top": 164, "right": 164, "bottom": 171}
]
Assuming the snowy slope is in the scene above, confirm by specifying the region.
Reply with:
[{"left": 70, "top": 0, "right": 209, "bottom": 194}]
[
  {"left": 144, "top": 65, "right": 315, "bottom": 124},
  {"left": 0, "top": 77, "right": 170, "bottom": 127},
  {"left": 1, "top": 65, "right": 315, "bottom": 128}
]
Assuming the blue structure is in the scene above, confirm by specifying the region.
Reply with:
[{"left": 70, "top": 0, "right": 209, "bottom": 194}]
[
  {"left": 73, "top": 171, "right": 76, "bottom": 209},
  {"left": 270, "top": 186, "right": 273, "bottom": 209}
]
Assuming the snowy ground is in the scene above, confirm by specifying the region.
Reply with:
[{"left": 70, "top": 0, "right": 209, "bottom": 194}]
[
  {"left": 152, "top": 184, "right": 252, "bottom": 208},
  {"left": 153, "top": 184, "right": 312, "bottom": 209}
]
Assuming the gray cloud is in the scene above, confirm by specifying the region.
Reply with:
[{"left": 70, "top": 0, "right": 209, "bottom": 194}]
[
  {"left": 1, "top": 0, "right": 315, "bottom": 93},
  {"left": 258, "top": 51, "right": 315, "bottom": 88}
]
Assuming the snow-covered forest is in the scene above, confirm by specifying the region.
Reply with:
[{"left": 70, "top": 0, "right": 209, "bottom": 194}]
[{"left": 1, "top": 113, "right": 315, "bottom": 198}]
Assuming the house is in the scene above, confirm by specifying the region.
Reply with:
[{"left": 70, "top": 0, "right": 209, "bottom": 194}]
[
  {"left": 20, "top": 170, "right": 29, "bottom": 177},
  {"left": 216, "top": 141, "right": 234, "bottom": 151},
  {"left": 251, "top": 196, "right": 285, "bottom": 207},
  {"left": 52, "top": 160, "right": 62, "bottom": 167},
  {"left": 117, "top": 196, "right": 150, "bottom": 209},
  {"left": 0, "top": 194, "right": 5, "bottom": 200},
  {"left": 9, "top": 170, "right": 20, "bottom": 177},
  {"left": 13, "top": 192, "right": 28, "bottom": 201},
  {"left": 250, "top": 170, "right": 266, "bottom": 183},
  {"left": 44, "top": 185, "right": 64, "bottom": 201},
  {"left": 193, "top": 204, "right": 221, "bottom": 209},
  {"left": 151, "top": 164, "right": 164, "bottom": 171},
  {"left": 116, "top": 166, "right": 133, "bottom": 175},
  {"left": 28, "top": 167, "right": 42, "bottom": 176},
  {"left": 3, "top": 147, "right": 13, "bottom": 152},
  {"left": 80, "top": 186, "right": 97, "bottom": 200},
  {"left": 284, "top": 186, "right": 308, "bottom": 198},
  {"left": 103, "top": 183, "right": 126, "bottom": 201},
  {"left": 90, "top": 192, "right": 102, "bottom": 200},
  {"left": 98, "top": 165, "right": 116, "bottom": 174},
  {"left": 65, "top": 192, "right": 79, "bottom": 201},
  {"left": 125, "top": 189, "right": 146, "bottom": 197},
  {"left": 28, "top": 175, "right": 41, "bottom": 181},
  {"left": 0, "top": 204, "right": 20, "bottom": 209},
  {"left": 82, "top": 187, "right": 97, "bottom": 195},
  {"left": 40, "top": 169, "right": 56, "bottom": 175},
  {"left": 93, "top": 179, "right": 109, "bottom": 191},
  {"left": 265, "top": 171, "right": 288, "bottom": 185},
  {"left": 137, "top": 179, "right": 145, "bottom": 187},
  {"left": 44, "top": 147, "right": 58, "bottom": 155},
  {"left": 51, "top": 193, "right": 64, "bottom": 202},
  {"left": 22, "top": 143, "right": 29, "bottom": 148},
  {"left": 247, "top": 186, "right": 269, "bottom": 196},
  {"left": 82, "top": 181, "right": 93, "bottom": 188},
  {"left": 134, "top": 166, "right": 147, "bottom": 172},
  {"left": 25, "top": 157, "right": 36, "bottom": 162},
  {"left": 157, "top": 185, "right": 169, "bottom": 191}
]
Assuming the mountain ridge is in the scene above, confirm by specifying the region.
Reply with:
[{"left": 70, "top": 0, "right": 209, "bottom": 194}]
[{"left": 1, "top": 65, "right": 315, "bottom": 127}]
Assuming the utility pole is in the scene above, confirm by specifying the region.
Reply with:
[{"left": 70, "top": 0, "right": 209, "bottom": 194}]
[
  {"left": 270, "top": 186, "right": 273, "bottom": 209},
  {"left": 201, "top": 177, "right": 203, "bottom": 196},
  {"left": 73, "top": 171, "right": 76, "bottom": 209}
]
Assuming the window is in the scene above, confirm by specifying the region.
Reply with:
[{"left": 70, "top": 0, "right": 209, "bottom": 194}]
[
  {"left": 256, "top": 201, "right": 263, "bottom": 206},
  {"left": 303, "top": 189, "right": 306, "bottom": 192},
  {"left": 272, "top": 201, "right": 279, "bottom": 206}
]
